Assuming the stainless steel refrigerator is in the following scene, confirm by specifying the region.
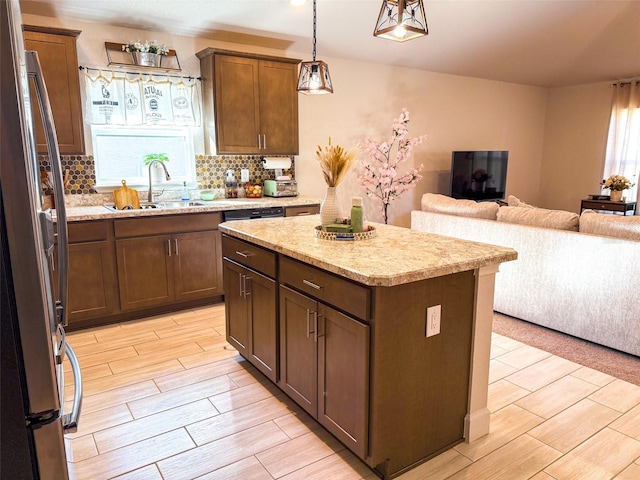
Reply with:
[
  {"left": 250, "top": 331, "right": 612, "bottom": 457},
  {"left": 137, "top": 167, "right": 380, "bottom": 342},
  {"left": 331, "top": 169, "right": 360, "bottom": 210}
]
[{"left": 1, "top": 0, "right": 82, "bottom": 478}]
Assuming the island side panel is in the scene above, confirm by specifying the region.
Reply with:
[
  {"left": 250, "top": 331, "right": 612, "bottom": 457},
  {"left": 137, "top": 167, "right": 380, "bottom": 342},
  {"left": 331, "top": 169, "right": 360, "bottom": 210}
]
[{"left": 367, "top": 270, "right": 476, "bottom": 478}]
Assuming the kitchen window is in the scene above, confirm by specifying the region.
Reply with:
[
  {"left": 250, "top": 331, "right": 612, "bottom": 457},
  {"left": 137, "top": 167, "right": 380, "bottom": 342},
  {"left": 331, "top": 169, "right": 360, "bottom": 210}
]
[{"left": 92, "top": 125, "right": 195, "bottom": 189}]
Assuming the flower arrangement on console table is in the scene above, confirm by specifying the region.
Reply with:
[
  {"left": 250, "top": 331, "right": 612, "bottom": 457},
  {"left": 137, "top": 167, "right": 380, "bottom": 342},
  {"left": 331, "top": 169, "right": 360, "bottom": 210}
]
[
  {"left": 122, "top": 40, "right": 170, "bottom": 67},
  {"left": 315, "top": 138, "right": 359, "bottom": 226},
  {"left": 601, "top": 174, "right": 635, "bottom": 202},
  {"left": 357, "top": 108, "right": 427, "bottom": 224}
]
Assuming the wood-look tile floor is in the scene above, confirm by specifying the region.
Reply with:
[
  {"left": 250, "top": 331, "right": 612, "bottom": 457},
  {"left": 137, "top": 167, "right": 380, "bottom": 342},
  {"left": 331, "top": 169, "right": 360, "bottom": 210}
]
[{"left": 64, "top": 304, "right": 640, "bottom": 480}]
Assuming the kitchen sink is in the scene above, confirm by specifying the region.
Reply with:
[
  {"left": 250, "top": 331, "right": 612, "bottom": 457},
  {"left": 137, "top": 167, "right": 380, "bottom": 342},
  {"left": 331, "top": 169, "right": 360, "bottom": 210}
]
[{"left": 104, "top": 201, "right": 206, "bottom": 212}]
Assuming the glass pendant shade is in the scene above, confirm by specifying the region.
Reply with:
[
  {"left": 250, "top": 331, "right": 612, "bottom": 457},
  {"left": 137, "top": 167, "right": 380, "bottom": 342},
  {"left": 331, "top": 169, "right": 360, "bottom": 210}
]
[
  {"left": 297, "top": 0, "right": 333, "bottom": 94},
  {"left": 374, "top": 0, "right": 428, "bottom": 42},
  {"left": 297, "top": 60, "right": 333, "bottom": 94}
]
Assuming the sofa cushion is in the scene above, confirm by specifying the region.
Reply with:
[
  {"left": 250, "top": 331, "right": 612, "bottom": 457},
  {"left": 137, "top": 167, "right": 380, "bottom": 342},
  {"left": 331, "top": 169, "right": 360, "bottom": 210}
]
[
  {"left": 497, "top": 205, "right": 579, "bottom": 231},
  {"left": 579, "top": 209, "right": 640, "bottom": 240},
  {"left": 420, "top": 193, "right": 499, "bottom": 220},
  {"left": 507, "top": 195, "right": 536, "bottom": 208}
]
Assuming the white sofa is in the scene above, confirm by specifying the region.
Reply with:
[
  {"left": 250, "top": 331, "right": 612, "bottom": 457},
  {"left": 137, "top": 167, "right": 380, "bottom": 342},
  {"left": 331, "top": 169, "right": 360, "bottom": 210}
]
[{"left": 411, "top": 194, "right": 640, "bottom": 357}]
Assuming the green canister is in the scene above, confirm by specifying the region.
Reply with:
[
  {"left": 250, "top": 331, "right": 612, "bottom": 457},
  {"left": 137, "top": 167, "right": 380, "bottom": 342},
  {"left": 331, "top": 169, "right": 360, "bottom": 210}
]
[{"left": 351, "top": 197, "right": 364, "bottom": 233}]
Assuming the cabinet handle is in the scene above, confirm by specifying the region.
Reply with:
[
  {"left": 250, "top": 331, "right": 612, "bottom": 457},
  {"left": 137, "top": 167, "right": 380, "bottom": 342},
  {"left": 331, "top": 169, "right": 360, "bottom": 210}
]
[
  {"left": 167, "top": 239, "right": 171, "bottom": 257},
  {"left": 244, "top": 275, "right": 251, "bottom": 298},
  {"left": 235, "top": 250, "right": 252, "bottom": 258},
  {"left": 239, "top": 274, "right": 245, "bottom": 298},
  {"left": 303, "top": 279, "right": 322, "bottom": 290},
  {"left": 296, "top": 211, "right": 312, "bottom": 216},
  {"left": 257, "top": 134, "right": 261, "bottom": 149},
  {"left": 306, "top": 309, "right": 311, "bottom": 338},
  {"left": 263, "top": 134, "right": 266, "bottom": 150},
  {"left": 313, "top": 311, "right": 318, "bottom": 343},
  {"left": 174, "top": 238, "right": 179, "bottom": 256}
]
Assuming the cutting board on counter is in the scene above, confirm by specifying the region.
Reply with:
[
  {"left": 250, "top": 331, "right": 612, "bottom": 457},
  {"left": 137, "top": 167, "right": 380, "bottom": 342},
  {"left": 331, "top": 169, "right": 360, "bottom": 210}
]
[{"left": 113, "top": 180, "right": 140, "bottom": 210}]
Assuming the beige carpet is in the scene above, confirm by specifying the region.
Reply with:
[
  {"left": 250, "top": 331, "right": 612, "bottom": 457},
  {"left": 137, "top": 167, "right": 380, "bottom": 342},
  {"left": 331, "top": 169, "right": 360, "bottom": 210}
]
[{"left": 492, "top": 312, "right": 640, "bottom": 387}]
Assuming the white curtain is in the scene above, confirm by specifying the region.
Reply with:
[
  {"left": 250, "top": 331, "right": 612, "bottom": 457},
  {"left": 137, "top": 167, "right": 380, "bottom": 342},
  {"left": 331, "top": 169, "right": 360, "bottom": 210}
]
[
  {"left": 84, "top": 69, "right": 200, "bottom": 127},
  {"left": 602, "top": 80, "right": 640, "bottom": 213}
]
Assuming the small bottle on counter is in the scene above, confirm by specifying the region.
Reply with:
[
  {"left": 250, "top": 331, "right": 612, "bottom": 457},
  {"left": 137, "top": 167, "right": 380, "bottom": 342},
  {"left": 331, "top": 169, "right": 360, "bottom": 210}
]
[
  {"left": 181, "top": 181, "right": 190, "bottom": 201},
  {"left": 351, "top": 197, "right": 364, "bottom": 233}
]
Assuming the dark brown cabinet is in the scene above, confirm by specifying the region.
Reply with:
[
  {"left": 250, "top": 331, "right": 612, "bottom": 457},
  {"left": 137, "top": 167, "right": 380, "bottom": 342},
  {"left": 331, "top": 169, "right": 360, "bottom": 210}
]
[
  {"left": 223, "top": 259, "right": 277, "bottom": 382},
  {"left": 23, "top": 25, "right": 85, "bottom": 155},
  {"left": 197, "top": 49, "right": 300, "bottom": 155},
  {"left": 223, "top": 233, "right": 477, "bottom": 478},
  {"left": 56, "top": 221, "right": 118, "bottom": 326},
  {"left": 278, "top": 285, "right": 369, "bottom": 459},
  {"left": 222, "top": 235, "right": 278, "bottom": 382},
  {"left": 114, "top": 213, "right": 222, "bottom": 312},
  {"left": 116, "top": 230, "right": 222, "bottom": 311},
  {"left": 67, "top": 241, "right": 118, "bottom": 321}
]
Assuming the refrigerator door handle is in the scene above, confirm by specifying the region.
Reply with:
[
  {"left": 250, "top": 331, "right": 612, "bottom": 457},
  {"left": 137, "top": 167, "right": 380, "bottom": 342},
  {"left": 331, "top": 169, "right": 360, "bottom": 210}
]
[
  {"left": 62, "top": 343, "right": 82, "bottom": 433},
  {"left": 26, "top": 50, "right": 69, "bottom": 327}
]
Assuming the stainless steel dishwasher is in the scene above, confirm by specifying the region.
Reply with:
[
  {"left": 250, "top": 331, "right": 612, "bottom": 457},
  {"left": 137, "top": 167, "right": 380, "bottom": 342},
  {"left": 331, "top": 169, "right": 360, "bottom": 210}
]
[{"left": 222, "top": 206, "right": 285, "bottom": 221}]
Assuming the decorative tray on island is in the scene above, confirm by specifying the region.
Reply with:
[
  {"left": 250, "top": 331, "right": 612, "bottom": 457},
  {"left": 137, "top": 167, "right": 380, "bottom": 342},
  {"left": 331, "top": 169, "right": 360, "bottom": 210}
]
[{"left": 314, "top": 225, "right": 377, "bottom": 241}]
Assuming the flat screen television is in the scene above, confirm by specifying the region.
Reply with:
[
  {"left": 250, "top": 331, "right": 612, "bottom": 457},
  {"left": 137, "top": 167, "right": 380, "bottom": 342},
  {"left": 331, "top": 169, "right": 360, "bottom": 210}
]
[{"left": 450, "top": 151, "right": 508, "bottom": 201}]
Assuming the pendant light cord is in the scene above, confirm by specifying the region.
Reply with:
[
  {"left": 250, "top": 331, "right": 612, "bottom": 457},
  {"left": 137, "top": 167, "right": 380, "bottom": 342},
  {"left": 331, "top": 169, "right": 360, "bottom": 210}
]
[{"left": 312, "top": 0, "right": 317, "bottom": 61}]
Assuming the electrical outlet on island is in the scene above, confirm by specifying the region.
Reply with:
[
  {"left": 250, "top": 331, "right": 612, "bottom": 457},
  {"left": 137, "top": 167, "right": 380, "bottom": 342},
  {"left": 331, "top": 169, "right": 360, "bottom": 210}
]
[{"left": 426, "top": 305, "right": 441, "bottom": 337}]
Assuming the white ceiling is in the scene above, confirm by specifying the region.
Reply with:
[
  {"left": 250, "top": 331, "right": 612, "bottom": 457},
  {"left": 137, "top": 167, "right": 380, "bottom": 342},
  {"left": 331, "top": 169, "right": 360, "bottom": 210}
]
[{"left": 20, "top": 0, "right": 640, "bottom": 88}]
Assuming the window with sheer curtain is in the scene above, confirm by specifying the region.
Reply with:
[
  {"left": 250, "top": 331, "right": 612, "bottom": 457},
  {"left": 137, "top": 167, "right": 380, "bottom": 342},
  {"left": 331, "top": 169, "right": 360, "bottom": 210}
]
[{"left": 602, "top": 81, "right": 640, "bottom": 212}]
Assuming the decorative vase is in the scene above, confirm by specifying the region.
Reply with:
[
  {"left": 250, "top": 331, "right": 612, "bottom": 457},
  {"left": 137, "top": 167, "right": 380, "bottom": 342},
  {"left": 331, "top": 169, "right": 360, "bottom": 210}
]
[
  {"left": 610, "top": 190, "right": 623, "bottom": 202},
  {"left": 133, "top": 51, "right": 162, "bottom": 67},
  {"left": 320, "top": 186, "right": 342, "bottom": 226}
]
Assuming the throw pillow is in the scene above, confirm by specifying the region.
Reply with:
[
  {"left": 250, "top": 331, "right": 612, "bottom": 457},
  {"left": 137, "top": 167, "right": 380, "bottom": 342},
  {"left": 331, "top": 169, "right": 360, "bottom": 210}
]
[
  {"left": 420, "top": 193, "right": 499, "bottom": 220},
  {"left": 507, "top": 195, "right": 536, "bottom": 208},
  {"left": 579, "top": 209, "right": 640, "bottom": 241},
  {"left": 497, "top": 206, "right": 579, "bottom": 231}
]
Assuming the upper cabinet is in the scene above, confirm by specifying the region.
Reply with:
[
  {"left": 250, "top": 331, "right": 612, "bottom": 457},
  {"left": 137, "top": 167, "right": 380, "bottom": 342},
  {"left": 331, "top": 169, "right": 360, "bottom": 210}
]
[
  {"left": 23, "top": 25, "right": 85, "bottom": 155},
  {"left": 197, "top": 48, "right": 300, "bottom": 155}
]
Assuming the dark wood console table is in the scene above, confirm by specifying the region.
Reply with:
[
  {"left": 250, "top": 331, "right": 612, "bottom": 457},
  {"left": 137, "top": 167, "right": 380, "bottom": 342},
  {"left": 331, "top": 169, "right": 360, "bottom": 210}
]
[{"left": 580, "top": 199, "right": 636, "bottom": 216}]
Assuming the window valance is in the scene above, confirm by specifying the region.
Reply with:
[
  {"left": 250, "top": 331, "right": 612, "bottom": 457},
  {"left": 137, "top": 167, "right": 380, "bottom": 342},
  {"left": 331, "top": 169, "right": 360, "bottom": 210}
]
[{"left": 83, "top": 68, "right": 200, "bottom": 126}]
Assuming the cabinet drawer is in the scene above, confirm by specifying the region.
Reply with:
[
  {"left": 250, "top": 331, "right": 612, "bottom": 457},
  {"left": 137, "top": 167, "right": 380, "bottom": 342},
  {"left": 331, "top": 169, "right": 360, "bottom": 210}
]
[
  {"left": 285, "top": 205, "right": 320, "bottom": 217},
  {"left": 68, "top": 221, "right": 108, "bottom": 243},
  {"left": 280, "top": 256, "right": 369, "bottom": 321},
  {"left": 114, "top": 213, "right": 221, "bottom": 238},
  {"left": 222, "top": 235, "right": 277, "bottom": 278}
]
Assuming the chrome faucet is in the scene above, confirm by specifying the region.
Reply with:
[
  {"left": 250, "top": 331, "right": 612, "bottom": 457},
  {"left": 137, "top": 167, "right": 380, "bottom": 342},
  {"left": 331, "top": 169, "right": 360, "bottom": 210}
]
[{"left": 147, "top": 160, "right": 171, "bottom": 203}]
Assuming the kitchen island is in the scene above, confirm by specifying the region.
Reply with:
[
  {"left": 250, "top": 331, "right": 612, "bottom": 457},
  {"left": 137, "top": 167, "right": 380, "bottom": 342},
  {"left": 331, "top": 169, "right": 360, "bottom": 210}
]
[{"left": 219, "top": 215, "right": 517, "bottom": 479}]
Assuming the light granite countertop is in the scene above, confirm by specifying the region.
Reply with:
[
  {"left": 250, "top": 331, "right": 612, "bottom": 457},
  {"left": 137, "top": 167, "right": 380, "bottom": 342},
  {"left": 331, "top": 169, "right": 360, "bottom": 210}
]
[
  {"left": 219, "top": 215, "right": 518, "bottom": 287},
  {"left": 59, "top": 196, "right": 321, "bottom": 222}
]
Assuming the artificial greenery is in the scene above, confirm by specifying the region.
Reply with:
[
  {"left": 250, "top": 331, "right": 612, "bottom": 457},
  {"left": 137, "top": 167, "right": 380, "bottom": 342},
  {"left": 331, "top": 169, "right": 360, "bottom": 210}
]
[{"left": 143, "top": 153, "right": 170, "bottom": 165}]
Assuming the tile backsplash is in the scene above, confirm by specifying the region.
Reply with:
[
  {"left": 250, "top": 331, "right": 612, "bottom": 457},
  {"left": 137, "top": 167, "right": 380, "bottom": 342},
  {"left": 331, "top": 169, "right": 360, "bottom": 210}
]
[{"left": 38, "top": 154, "right": 295, "bottom": 194}]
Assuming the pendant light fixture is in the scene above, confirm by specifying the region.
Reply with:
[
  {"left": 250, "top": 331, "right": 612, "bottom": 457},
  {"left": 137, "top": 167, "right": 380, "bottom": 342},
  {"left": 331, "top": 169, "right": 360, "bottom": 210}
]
[
  {"left": 297, "top": 0, "right": 333, "bottom": 94},
  {"left": 374, "top": 0, "right": 428, "bottom": 42}
]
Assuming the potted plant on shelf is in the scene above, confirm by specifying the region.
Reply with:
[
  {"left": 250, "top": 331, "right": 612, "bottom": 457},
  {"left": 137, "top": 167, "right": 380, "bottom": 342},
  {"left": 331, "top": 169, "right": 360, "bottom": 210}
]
[
  {"left": 122, "top": 40, "right": 170, "bottom": 67},
  {"left": 601, "top": 174, "right": 635, "bottom": 202}
]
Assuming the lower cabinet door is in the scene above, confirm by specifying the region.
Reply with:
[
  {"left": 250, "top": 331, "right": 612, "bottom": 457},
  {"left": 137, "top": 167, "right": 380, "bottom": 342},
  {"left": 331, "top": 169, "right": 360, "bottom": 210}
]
[
  {"left": 66, "top": 241, "right": 118, "bottom": 323},
  {"left": 278, "top": 285, "right": 318, "bottom": 416},
  {"left": 174, "top": 230, "right": 222, "bottom": 301},
  {"left": 223, "top": 259, "right": 249, "bottom": 357},
  {"left": 116, "top": 235, "right": 174, "bottom": 310},
  {"left": 318, "top": 303, "right": 370, "bottom": 459},
  {"left": 246, "top": 270, "right": 277, "bottom": 382}
]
